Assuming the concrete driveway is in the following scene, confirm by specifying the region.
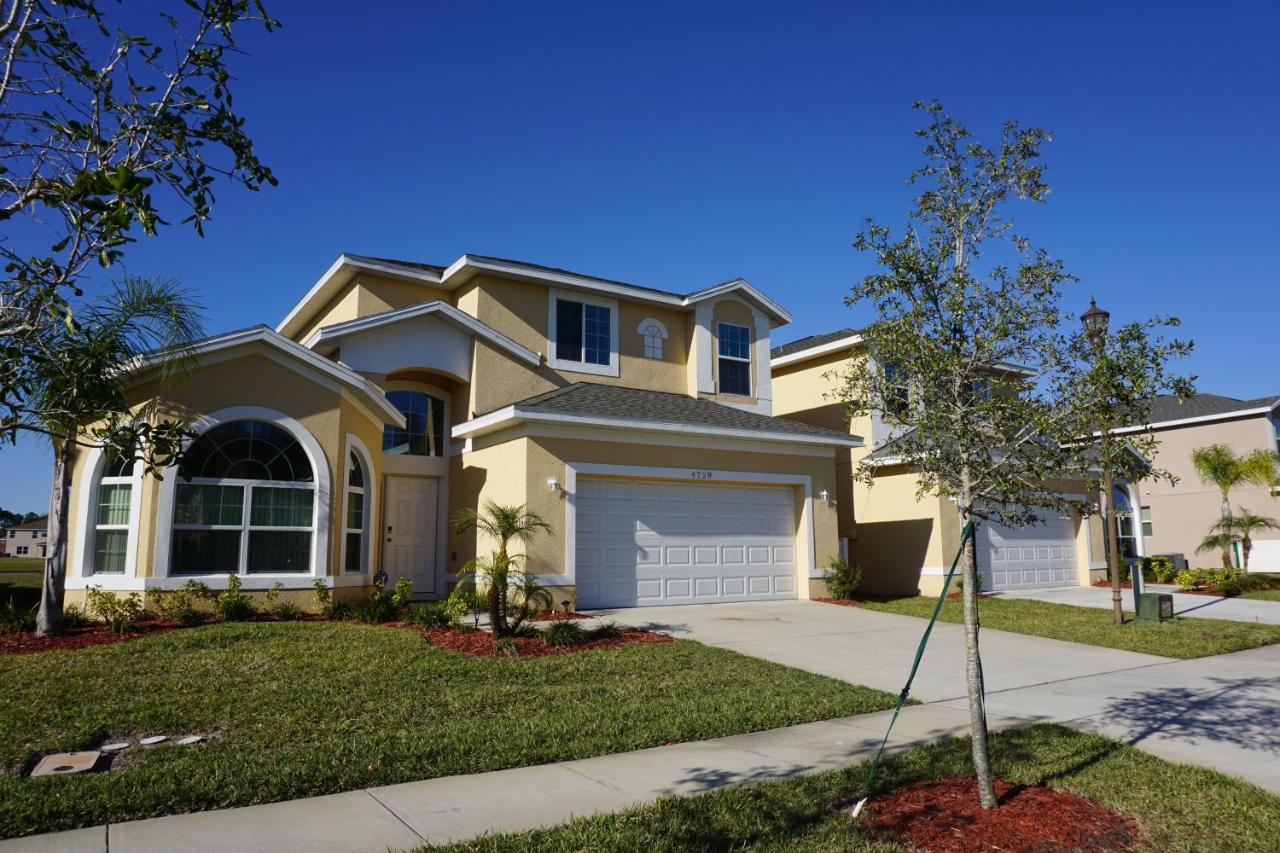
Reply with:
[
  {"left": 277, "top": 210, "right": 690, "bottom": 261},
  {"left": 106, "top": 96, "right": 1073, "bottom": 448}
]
[
  {"left": 604, "top": 599, "right": 1280, "bottom": 793},
  {"left": 994, "top": 583, "right": 1280, "bottom": 625}
]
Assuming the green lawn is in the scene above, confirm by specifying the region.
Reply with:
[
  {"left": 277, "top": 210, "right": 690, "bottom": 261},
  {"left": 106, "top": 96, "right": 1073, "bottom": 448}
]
[
  {"left": 0, "top": 558, "right": 44, "bottom": 573},
  {"left": 0, "top": 621, "right": 897, "bottom": 838},
  {"left": 1243, "top": 589, "right": 1280, "bottom": 602},
  {"left": 433, "top": 724, "right": 1280, "bottom": 852},
  {"left": 858, "top": 596, "right": 1280, "bottom": 659}
]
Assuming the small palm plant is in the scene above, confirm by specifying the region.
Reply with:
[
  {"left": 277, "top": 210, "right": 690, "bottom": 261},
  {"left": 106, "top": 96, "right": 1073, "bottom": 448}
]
[
  {"left": 1218, "top": 509, "right": 1280, "bottom": 571},
  {"left": 1191, "top": 444, "right": 1280, "bottom": 564},
  {"left": 1196, "top": 529, "right": 1239, "bottom": 570},
  {"left": 450, "top": 502, "right": 551, "bottom": 637}
]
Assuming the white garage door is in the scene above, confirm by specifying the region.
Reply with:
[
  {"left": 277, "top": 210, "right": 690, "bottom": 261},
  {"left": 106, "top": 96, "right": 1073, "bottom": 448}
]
[
  {"left": 575, "top": 476, "right": 798, "bottom": 608},
  {"left": 980, "top": 512, "right": 1078, "bottom": 590}
]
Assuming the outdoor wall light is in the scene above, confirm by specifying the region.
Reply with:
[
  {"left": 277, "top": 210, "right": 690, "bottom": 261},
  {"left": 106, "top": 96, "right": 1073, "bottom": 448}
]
[
  {"left": 547, "top": 477, "right": 560, "bottom": 493},
  {"left": 819, "top": 488, "right": 829, "bottom": 502}
]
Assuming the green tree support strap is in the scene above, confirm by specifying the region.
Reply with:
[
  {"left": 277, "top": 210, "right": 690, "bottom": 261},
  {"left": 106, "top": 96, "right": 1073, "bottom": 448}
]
[{"left": 850, "top": 519, "right": 976, "bottom": 817}]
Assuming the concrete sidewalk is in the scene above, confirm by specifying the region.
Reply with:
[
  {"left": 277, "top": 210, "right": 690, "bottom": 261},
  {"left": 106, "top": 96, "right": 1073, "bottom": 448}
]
[
  {"left": 993, "top": 583, "right": 1280, "bottom": 624},
  {"left": 0, "top": 704, "right": 1032, "bottom": 853}
]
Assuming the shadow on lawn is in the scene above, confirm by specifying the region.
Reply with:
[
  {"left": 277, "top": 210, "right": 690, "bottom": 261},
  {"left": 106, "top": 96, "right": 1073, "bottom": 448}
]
[{"left": 1102, "top": 675, "right": 1280, "bottom": 756}]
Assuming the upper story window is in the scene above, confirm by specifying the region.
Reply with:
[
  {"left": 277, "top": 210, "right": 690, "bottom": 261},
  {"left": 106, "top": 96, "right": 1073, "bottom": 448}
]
[
  {"left": 717, "top": 323, "right": 752, "bottom": 397},
  {"left": 549, "top": 291, "right": 618, "bottom": 376},
  {"left": 638, "top": 318, "right": 668, "bottom": 360},
  {"left": 383, "top": 391, "right": 445, "bottom": 457},
  {"left": 883, "top": 362, "right": 911, "bottom": 421}
]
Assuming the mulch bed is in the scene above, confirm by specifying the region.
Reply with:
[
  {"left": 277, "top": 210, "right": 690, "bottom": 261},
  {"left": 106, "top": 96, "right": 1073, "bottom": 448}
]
[
  {"left": 861, "top": 776, "right": 1140, "bottom": 852},
  {"left": 528, "top": 610, "right": 595, "bottom": 621},
  {"left": 0, "top": 622, "right": 181, "bottom": 655},
  {"left": 413, "top": 626, "right": 675, "bottom": 658},
  {"left": 1093, "top": 579, "right": 1221, "bottom": 597},
  {"left": 814, "top": 596, "right": 866, "bottom": 607}
]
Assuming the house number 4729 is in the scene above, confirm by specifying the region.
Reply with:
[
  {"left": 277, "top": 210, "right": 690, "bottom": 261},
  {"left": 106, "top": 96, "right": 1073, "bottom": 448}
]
[{"left": 691, "top": 471, "right": 713, "bottom": 480}]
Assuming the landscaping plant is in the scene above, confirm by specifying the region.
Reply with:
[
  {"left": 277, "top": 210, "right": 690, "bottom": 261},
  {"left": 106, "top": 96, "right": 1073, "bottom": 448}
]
[
  {"left": 450, "top": 502, "right": 552, "bottom": 637},
  {"left": 85, "top": 587, "right": 143, "bottom": 633},
  {"left": 151, "top": 580, "right": 212, "bottom": 627},
  {"left": 1219, "top": 509, "right": 1279, "bottom": 571},
  {"left": 212, "top": 575, "right": 255, "bottom": 622},
  {"left": 264, "top": 582, "right": 301, "bottom": 621},
  {"left": 543, "top": 620, "right": 588, "bottom": 648},
  {"left": 404, "top": 602, "right": 454, "bottom": 629},
  {"left": 1191, "top": 445, "right": 1280, "bottom": 567},
  {"left": 444, "top": 581, "right": 483, "bottom": 629},
  {"left": 0, "top": 601, "right": 36, "bottom": 634},
  {"left": 820, "top": 555, "right": 862, "bottom": 600}
]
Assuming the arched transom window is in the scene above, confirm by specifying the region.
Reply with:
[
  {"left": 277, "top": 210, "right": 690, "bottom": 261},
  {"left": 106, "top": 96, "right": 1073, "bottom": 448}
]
[
  {"left": 171, "top": 420, "right": 315, "bottom": 575},
  {"left": 637, "top": 318, "right": 668, "bottom": 360},
  {"left": 383, "top": 390, "right": 445, "bottom": 457}
]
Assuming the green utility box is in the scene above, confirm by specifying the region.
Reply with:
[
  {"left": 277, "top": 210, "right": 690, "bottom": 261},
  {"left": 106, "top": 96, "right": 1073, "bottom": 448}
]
[{"left": 1137, "top": 592, "right": 1174, "bottom": 622}]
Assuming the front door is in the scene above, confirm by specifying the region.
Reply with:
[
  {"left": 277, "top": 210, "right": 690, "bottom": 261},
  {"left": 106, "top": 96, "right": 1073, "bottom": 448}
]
[{"left": 383, "top": 476, "right": 438, "bottom": 595}]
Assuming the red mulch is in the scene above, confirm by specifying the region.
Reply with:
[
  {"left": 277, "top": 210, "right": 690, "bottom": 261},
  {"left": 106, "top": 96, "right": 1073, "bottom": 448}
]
[
  {"left": 861, "top": 777, "right": 1140, "bottom": 852},
  {"left": 528, "top": 610, "right": 594, "bottom": 621},
  {"left": 413, "top": 626, "right": 675, "bottom": 657},
  {"left": 0, "top": 621, "right": 181, "bottom": 655},
  {"left": 1092, "top": 579, "right": 1222, "bottom": 597},
  {"left": 945, "top": 592, "right": 994, "bottom": 601},
  {"left": 814, "top": 596, "right": 865, "bottom": 607}
]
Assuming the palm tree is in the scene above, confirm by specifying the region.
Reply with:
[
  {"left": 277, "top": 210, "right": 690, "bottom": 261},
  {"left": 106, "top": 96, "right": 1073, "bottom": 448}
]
[
  {"left": 1196, "top": 529, "right": 1239, "bottom": 571},
  {"left": 1191, "top": 444, "right": 1280, "bottom": 566},
  {"left": 25, "top": 277, "right": 203, "bottom": 635},
  {"left": 450, "top": 502, "right": 551, "bottom": 636},
  {"left": 1218, "top": 509, "right": 1280, "bottom": 571}
]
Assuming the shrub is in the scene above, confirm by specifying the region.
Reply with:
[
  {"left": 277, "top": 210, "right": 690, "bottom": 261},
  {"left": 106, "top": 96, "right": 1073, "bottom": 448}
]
[
  {"left": 263, "top": 581, "right": 301, "bottom": 620},
  {"left": 355, "top": 585, "right": 400, "bottom": 623},
  {"left": 494, "top": 637, "right": 518, "bottom": 657},
  {"left": 327, "top": 599, "right": 355, "bottom": 620},
  {"left": 1174, "top": 569, "right": 1208, "bottom": 591},
  {"left": 62, "top": 603, "right": 91, "bottom": 629},
  {"left": 1145, "top": 556, "right": 1177, "bottom": 583},
  {"left": 404, "top": 602, "right": 453, "bottom": 629},
  {"left": 212, "top": 574, "right": 255, "bottom": 622},
  {"left": 312, "top": 578, "right": 332, "bottom": 614},
  {"left": 543, "top": 620, "right": 588, "bottom": 647},
  {"left": 390, "top": 577, "right": 414, "bottom": 610},
  {"left": 445, "top": 580, "right": 483, "bottom": 629},
  {"left": 0, "top": 600, "right": 36, "bottom": 634},
  {"left": 151, "top": 582, "right": 209, "bottom": 627},
  {"left": 86, "top": 587, "right": 144, "bottom": 633},
  {"left": 821, "top": 555, "right": 862, "bottom": 600},
  {"left": 588, "top": 620, "right": 623, "bottom": 641}
]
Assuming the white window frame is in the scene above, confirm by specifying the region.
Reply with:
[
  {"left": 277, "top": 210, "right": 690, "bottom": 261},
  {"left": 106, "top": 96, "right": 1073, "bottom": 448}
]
[
  {"left": 73, "top": 441, "right": 145, "bottom": 581},
  {"left": 341, "top": 434, "right": 375, "bottom": 575},
  {"left": 716, "top": 322, "right": 753, "bottom": 397},
  {"left": 91, "top": 459, "right": 138, "bottom": 575},
  {"left": 1140, "top": 506, "right": 1153, "bottom": 538},
  {"left": 16, "top": 545, "right": 28, "bottom": 556},
  {"left": 547, "top": 288, "right": 620, "bottom": 377},
  {"left": 171, "top": 479, "right": 316, "bottom": 577},
  {"left": 151, "top": 406, "right": 331, "bottom": 587},
  {"left": 637, "top": 317, "right": 669, "bottom": 360},
  {"left": 883, "top": 362, "right": 911, "bottom": 421}
]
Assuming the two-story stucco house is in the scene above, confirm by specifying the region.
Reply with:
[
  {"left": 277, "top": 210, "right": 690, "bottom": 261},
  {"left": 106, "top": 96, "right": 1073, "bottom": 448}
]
[
  {"left": 62, "top": 254, "right": 860, "bottom": 610},
  {"left": 769, "top": 329, "right": 1108, "bottom": 597},
  {"left": 1115, "top": 392, "right": 1280, "bottom": 571},
  {"left": 6, "top": 516, "right": 49, "bottom": 559}
]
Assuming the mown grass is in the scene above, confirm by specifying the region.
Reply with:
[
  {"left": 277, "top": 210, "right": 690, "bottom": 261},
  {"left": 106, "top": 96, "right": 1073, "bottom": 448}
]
[
  {"left": 0, "top": 558, "right": 44, "bottom": 574},
  {"left": 0, "top": 620, "right": 897, "bottom": 838},
  {"left": 433, "top": 724, "right": 1280, "bottom": 852},
  {"left": 1242, "top": 588, "right": 1280, "bottom": 602},
  {"left": 858, "top": 596, "right": 1280, "bottom": 659}
]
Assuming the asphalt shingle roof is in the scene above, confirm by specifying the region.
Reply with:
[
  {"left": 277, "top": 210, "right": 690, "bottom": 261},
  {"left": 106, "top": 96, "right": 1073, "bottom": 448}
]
[
  {"left": 770, "top": 328, "right": 860, "bottom": 359},
  {"left": 10, "top": 516, "right": 47, "bottom": 530},
  {"left": 1142, "top": 392, "right": 1279, "bottom": 425},
  {"left": 510, "top": 382, "right": 857, "bottom": 444}
]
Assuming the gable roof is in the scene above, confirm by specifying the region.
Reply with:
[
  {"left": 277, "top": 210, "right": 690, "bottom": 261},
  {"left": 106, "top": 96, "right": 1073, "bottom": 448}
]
[
  {"left": 771, "top": 328, "right": 863, "bottom": 364},
  {"left": 127, "top": 326, "right": 405, "bottom": 427},
  {"left": 277, "top": 253, "right": 792, "bottom": 339},
  {"left": 9, "top": 516, "right": 47, "bottom": 531},
  {"left": 302, "top": 300, "right": 541, "bottom": 366},
  {"left": 1111, "top": 392, "right": 1280, "bottom": 434},
  {"left": 453, "top": 382, "right": 863, "bottom": 448}
]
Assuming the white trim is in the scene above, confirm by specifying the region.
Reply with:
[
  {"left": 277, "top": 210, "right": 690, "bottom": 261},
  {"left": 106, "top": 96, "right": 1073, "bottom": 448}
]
[
  {"left": 451, "top": 405, "right": 864, "bottom": 448},
  {"left": 636, "top": 317, "right": 669, "bottom": 338},
  {"left": 544, "top": 462, "right": 816, "bottom": 595},
  {"left": 716, "top": 321, "right": 754, "bottom": 398},
  {"left": 467, "top": 420, "right": 840, "bottom": 458},
  {"left": 340, "top": 434, "right": 376, "bottom": 577},
  {"left": 1102, "top": 406, "right": 1275, "bottom": 436},
  {"left": 771, "top": 334, "right": 864, "bottom": 368},
  {"left": 304, "top": 300, "right": 540, "bottom": 367},
  {"left": 276, "top": 254, "right": 444, "bottom": 339},
  {"left": 637, "top": 317, "right": 669, "bottom": 360},
  {"left": 125, "top": 326, "right": 405, "bottom": 427},
  {"left": 153, "top": 406, "right": 331, "bottom": 582},
  {"left": 692, "top": 301, "right": 715, "bottom": 394},
  {"left": 546, "top": 289, "right": 620, "bottom": 377},
  {"left": 72, "top": 447, "right": 144, "bottom": 582}
]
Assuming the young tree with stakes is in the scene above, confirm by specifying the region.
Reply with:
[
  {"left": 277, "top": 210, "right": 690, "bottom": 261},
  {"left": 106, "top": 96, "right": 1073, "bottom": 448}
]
[{"left": 838, "top": 102, "right": 1189, "bottom": 808}]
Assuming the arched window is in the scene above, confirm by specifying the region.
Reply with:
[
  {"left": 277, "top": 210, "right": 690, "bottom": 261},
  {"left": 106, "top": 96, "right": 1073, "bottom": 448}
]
[
  {"left": 344, "top": 450, "right": 367, "bottom": 573},
  {"left": 637, "top": 318, "right": 668, "bottom": 360},
  {"left": 171, "top": 420, "right": 315, "bottom": 575},
  {"left": 383, "top": 390, "right": 445, "bottom": 457},
  {"left": 91, "top": 446, "right": 137, "bottom": 574}
]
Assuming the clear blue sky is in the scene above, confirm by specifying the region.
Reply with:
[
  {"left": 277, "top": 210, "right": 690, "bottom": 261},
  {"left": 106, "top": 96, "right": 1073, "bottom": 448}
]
[{"left": 2, "top": 0, "right": 1277, "bottom": 513}]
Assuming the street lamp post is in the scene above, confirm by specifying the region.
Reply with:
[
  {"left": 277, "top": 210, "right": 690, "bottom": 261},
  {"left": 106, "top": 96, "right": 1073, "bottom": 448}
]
[{"left": 1082, "top": 298, "right": 1131, "bottom": 625}]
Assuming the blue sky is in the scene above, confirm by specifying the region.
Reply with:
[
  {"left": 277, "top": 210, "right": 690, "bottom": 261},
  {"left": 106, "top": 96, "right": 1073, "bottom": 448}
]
[{"left": 2, "top": 0, "right": 1277, "bottom": 512}]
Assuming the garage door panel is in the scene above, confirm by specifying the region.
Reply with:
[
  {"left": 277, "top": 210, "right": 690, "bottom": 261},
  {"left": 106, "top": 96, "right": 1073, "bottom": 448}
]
[
  {"left": 576, "top": 476, "right": 799, "bottom": 608},
  {"left": 980, "top": 510, "right": 1077, "bottom": 591}
]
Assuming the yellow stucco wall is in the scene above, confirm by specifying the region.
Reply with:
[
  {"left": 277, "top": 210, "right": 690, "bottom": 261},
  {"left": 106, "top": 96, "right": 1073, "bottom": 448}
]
[
  {"left": 706, "top": 299, "right": 760, "bottom": 406},
  {"left": 291, "top": 273, "right": 454, "bottom": 342}
]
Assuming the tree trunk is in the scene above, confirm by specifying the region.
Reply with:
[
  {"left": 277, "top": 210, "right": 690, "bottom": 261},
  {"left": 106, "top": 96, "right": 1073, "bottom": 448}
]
[
  {"left": 37, "top": 440, "right": 75, "bottom": 637},
  {"left": 1101, "top": 443, "right": 1124, "bottom": 626},
  {"left": 488, "top": 548, "right": 507, "bottom": 637},
  {"left": 959, "top": 489, "right": 998, "bottom": 809},
  {"left": 1220, "top": 492, "right": 1235, "bottom": 569},
  {"left": 1243, "top": 536, "right": 1252, "bottom": 571}
]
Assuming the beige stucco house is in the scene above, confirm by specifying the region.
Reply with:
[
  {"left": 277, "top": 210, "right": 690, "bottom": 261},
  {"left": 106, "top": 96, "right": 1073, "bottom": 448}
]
[
  {"left": 63, "top": 254, "right": 860, "bottom": 610},
  {"left": 5, "top": 516, "right": 49, "bottom": 559},
  {"left": 770, "top": 329, "right": 1108, "bottom": 597},
  {"left": 1116, "top": 393, "right": 1280, "bottom": 571}
]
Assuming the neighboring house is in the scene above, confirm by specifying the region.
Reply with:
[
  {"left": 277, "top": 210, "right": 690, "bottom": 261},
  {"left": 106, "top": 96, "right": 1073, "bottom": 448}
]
[
  {"left": 1116, "top": 393, "right": 1280, "bottom": 571},
  {"left": 770, "top": 330, "right": 1107, "bottom": 596},
  {"left": 6, "top": 516, "right": 49, "bottom": 559},
  {"left": 64, "top": 254, "right": 859, "bottom": 610}
]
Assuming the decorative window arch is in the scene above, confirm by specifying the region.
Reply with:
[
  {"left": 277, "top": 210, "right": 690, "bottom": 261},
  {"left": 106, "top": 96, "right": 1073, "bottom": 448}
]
[
  {"left": 637, "top": 318, "right": 669, "bottom": 360},
  {"left": 341, "top": 435, "right": 375, "bottom": 574},
  {"left": 153, "top": 407, "right": 330, "bottom": 581}
]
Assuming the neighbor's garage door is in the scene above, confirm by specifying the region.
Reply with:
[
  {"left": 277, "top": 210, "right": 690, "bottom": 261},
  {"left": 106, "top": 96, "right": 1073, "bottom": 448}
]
[
  {"left": 574, "top": 477, "right": 798, "bottom": 608},
  {"left": 980, "top": 511, "right": 1078, "bottom": 590}
]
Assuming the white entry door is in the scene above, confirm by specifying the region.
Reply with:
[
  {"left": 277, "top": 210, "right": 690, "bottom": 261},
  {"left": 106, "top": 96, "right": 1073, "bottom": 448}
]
[
  {"left": 384, "top": 476, "right": 438, "bottom": 595},
  {"left": 575, "top": 477, "right": 798, "bottom": 609},
  {"left": 980, "top": 511, "right": 1078, "bottom": 590}
]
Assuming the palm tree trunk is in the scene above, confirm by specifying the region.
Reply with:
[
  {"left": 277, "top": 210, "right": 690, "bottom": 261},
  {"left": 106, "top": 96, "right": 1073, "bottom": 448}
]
[
  {"left": 1221, "top": 490, "right": 1235, "bottom": 569},
  {"left": 37, "top": 439, "right": 75, "bottom": 637},
  {"left": 959, "top": 482, "right": 997, "bottom": 809},
  {"left": 1242, "top": 535, "right": 1252, "bottom": 571}
]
